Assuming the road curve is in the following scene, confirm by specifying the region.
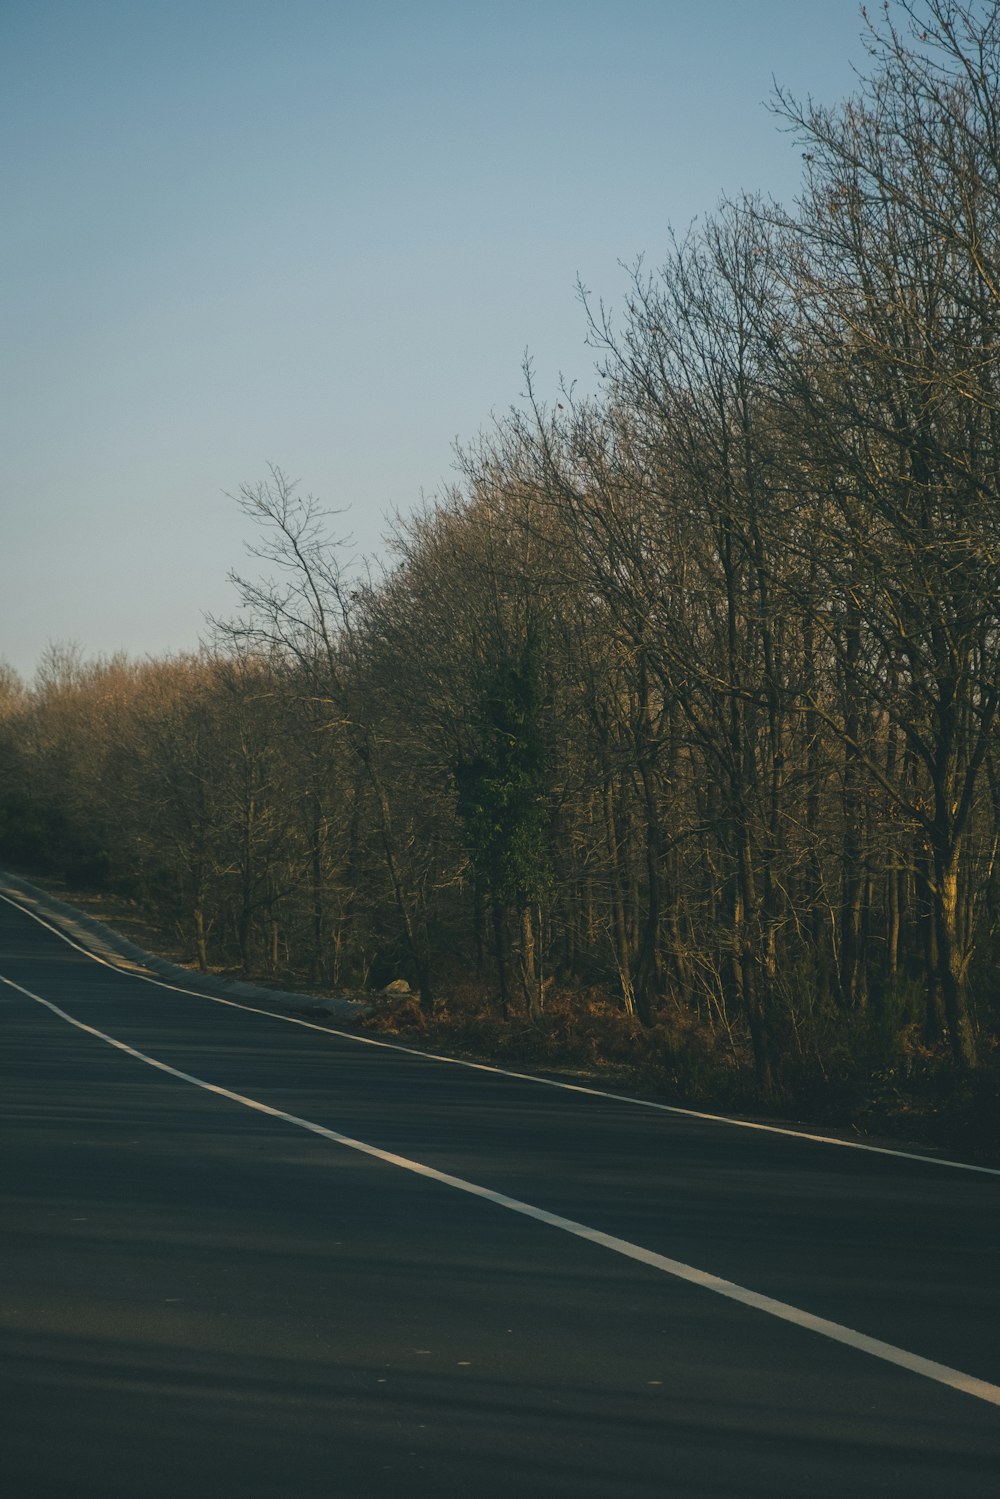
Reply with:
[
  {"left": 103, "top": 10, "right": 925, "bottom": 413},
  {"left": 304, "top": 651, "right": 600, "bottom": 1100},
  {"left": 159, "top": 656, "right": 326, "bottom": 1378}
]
[{"left": 2, "top": 892, "right": 998, "bottom": 1497}]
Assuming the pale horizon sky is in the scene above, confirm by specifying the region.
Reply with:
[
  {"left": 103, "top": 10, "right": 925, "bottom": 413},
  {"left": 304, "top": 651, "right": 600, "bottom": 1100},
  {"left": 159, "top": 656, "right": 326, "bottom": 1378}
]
[{"left": 3, "top": 1, "right": 873, "bottom": 681}]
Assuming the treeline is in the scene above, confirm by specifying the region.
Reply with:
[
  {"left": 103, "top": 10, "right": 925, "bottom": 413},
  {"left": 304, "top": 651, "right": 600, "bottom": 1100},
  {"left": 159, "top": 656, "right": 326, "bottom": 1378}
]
[{"left": 3, "top": 2, "right": 1000, "bottom": 1110}]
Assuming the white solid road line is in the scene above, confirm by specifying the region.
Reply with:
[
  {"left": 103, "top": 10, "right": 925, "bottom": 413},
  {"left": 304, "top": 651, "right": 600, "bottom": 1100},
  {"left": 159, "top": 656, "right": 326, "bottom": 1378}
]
[
  {"left": 3, "top": 964, "right": 1000, "bottom": 1410},
  {"left": 3, "top": 887, "right": 1000, "bottom": 1179}
]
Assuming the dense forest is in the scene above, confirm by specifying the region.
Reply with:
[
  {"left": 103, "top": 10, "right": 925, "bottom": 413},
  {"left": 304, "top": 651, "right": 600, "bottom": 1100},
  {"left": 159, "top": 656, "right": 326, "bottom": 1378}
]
[{"left": 4, "top": 2, "right": 1000, "bottom": 1141}]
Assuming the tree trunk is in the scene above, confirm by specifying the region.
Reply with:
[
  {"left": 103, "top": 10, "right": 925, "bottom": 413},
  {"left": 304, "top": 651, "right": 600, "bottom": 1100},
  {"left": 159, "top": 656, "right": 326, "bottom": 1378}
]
[
  {"left": 193, "top": 904, "right": 208, "bottom": 971},
  {"left": 518, "top": 899, "right": 542, "bottom": 1018},
  {"left": 491, "top": 895, "right": 510, "bottom": 1020},
  {"left": 361, "top": 735, "right": 434, "bottom": 1014},
  {"left": 931, "top": 838, "right": 977, "bottom": 1068},
  {"left": 603, "top": 774, "right": 635, "bottom": 1015}
]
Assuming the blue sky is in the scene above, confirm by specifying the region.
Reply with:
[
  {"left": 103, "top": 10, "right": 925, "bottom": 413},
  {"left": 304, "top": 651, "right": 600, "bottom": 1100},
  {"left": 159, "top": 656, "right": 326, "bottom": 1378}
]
[{"left": 2, "top": 1, "right": 870, "bottom": 678}]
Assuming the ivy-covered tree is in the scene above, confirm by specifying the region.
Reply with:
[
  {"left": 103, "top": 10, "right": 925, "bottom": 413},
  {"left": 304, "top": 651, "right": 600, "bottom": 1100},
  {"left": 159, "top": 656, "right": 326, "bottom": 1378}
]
[{"left": 454, "top": 627, "right": 552, "bottom": 1016}]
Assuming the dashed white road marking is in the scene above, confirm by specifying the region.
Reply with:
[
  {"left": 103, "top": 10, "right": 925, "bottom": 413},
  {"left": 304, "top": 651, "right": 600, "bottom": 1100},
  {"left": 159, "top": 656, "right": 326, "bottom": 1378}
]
[
  {"left": 3, "top": 964, "right": 1000, "bottom": 1410},
  {"left": 2, "top": 888, "right": 999, "bottom": 1178}
]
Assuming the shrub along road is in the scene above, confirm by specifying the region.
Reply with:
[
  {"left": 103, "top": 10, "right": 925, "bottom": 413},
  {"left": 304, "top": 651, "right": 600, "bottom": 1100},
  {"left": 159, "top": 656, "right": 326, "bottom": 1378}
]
[{"left": 2, "top": 892, "right": 999, "bottom": 1498}]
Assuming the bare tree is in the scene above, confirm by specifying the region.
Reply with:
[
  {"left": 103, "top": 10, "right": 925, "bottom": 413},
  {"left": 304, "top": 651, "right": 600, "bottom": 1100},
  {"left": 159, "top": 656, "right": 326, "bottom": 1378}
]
[{"left": 219, "top": 466, "right": 436, "bottom": 1010}]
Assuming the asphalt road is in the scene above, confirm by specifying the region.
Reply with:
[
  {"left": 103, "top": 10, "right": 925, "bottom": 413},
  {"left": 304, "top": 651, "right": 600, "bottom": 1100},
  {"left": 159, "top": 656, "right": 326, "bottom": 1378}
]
[{"left": 2, "top": 894, "right": 999, "bottom": 1497}]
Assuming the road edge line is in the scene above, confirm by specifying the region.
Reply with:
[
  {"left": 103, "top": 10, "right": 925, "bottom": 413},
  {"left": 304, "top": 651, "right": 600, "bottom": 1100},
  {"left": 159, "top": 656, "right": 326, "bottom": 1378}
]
[
  {"left": 4, "top": 965, "right": 1000, "bottom": 1410},
  {"left": 3, "top": 886, "right": 998, "bottom": 1179}
]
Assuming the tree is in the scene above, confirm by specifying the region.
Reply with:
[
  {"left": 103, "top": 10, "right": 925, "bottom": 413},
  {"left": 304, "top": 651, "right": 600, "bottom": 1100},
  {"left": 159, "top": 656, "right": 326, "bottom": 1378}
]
[
  {"left": 220, "top": 466, "right": 437, "bottom": 1011},
  {"left": 454, "top": 625, "right": 552, "bottom": 1017},
  {"left": 766, "top": 0, "right": 1000, "bottom": 1065}
]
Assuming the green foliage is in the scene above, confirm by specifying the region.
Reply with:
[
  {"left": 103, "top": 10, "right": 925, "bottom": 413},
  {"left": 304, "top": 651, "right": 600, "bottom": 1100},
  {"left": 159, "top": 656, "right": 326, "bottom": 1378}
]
[{"left": 453, "top": 631, "right": 552, "bottom": 906}]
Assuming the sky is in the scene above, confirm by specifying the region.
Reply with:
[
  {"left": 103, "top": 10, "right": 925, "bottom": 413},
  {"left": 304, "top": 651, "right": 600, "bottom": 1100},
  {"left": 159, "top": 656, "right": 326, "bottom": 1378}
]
[{"left": 2, "top": 1, "right": 873, "bottom": 680}]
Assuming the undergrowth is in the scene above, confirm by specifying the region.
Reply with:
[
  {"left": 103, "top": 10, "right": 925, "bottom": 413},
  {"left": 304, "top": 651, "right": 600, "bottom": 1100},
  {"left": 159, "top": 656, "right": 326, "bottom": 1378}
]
[{"left": 361, "top": 978, "right": 1000, "bottom": 1165}]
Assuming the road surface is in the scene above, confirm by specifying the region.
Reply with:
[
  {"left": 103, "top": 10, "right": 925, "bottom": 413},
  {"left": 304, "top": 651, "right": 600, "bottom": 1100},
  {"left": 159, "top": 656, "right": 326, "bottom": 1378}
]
[{"left": 2, "top": 892, "right": 998, "bottom": 1496}]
